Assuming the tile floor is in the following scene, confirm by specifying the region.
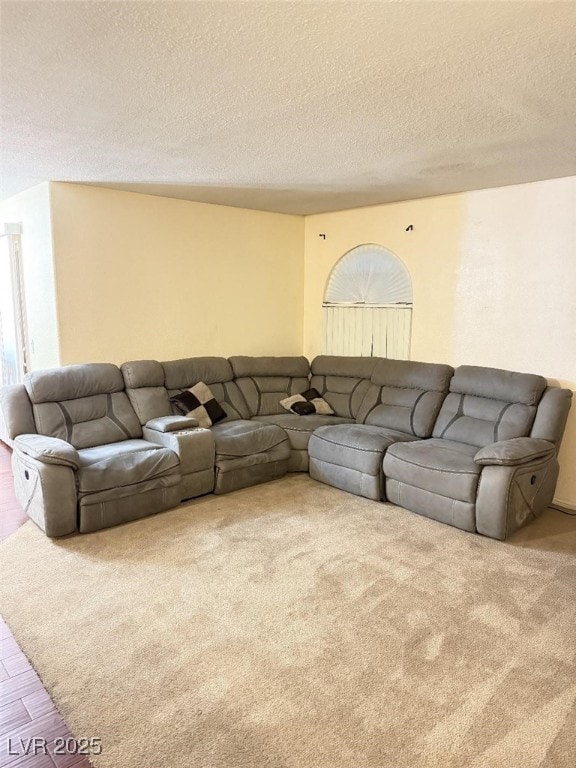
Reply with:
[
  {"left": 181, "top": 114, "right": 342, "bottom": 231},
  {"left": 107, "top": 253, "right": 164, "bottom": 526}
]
[{"left": 1, "top": 444, "right": 92, "bottom": 767}]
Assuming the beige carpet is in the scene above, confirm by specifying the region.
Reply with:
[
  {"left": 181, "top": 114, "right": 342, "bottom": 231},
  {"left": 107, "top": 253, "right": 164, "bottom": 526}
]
[{"left": 1, "top": 475, "right": 576, "bottom": 768}]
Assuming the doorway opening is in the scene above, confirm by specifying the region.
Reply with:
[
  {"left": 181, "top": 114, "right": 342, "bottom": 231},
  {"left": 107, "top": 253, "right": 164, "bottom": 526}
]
[{"left": 0, "top": 224, "right": 29, "bottom": 384}]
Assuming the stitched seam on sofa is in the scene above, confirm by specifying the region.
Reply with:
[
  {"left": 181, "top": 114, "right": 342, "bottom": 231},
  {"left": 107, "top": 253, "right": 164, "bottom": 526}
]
[
  {"left": 79, "top": 443, "right": 155, "bottom": 466},
  {"left": 388, "top": 454, "right": 478, "bottom": 475},
  {"left": 347, "top": 379, "right": 365, "bottom": 417},
  {"left": 55, "top": 402, "right": 74, "bottom": 442},
  {"left": 215, "top": 436, "right": 289, "bottom": 458},
  {"left": 363, "top": 396, "right": 432, "bottom": 425},
  {"left": 493, "top": 401, "right": 514, "bottom": 442},
  {"left": 461, "top": 410, "right": 524, "bottom": 425},
  {"left": 460, "top": 392, "right": 531, "bottom": 423},
  {"left": 79, "top": 463, "right": 176, "bottom": 494},
  {"left": 127, "top": 390, "right": 146, "bottom": 424},
  {"left": 32, "top": 402, "right": 45, "bottom": 434},
  {"left": 21, "top": 472, "right": 40, "bottom": 516},
  {"left": 364, "top": 388, "right": 384, "bottom": 424},
  {"left": 105, "top": 394, "right": 133, "bottom": 439},
  {"left": 453, "top": 382, "right": 543, "bottom": 406},
  {"left": 284, "top": 422, "right": 347, "bottom": 434},
  {"left": 312, "top": 454, "right": 377, "bottom": 476},
  {"left": 476, "top": 463, "right": 522, "bottom": 537},
  {"left": 372, "top": 377, "right": 449, "bottom": 392},
  {"left": 238, "top": 376, "right": 258, "bottom": 416},
  {"left": 123, "top": 368, "right": 135, "bottom": 388},
  {"left": 283, "top": 425, "right": 318, "bottom": 434},
  {"left": 516, "top": 461, "right": 551, "bottom": 511},
  {"left": 80, "top": 447, "right": 172, "bottom": 468},
  {"left": 480, "top": 448, "right": 554, "bottom": 465},
  {"left": 410, "top": 391, "right": 427, "bottom": 436},
  {"left": 28, "top": 377, "right": 38, "bottom": 404},
  {"left": 439, "top": 394, "right": 465, "bottom": 438},
  {"left": 221, "top": 457, "right": 288, "bottom": 475},
  {"left": 312, "top": 434, "right": 383, "bottom": 454},
  {"left": 516, "top": 487, "right": 535, "bottom": 527},
  {"left": 222, "top": 382, "right": 246, "bottom": 419},
  {"left": 398, "top": 477, "right": 474, "bottom": 504},
  {"left": 248, "top": 377, "right": 262, "bottom": 415},
  {"left": 516, "top": 473, "right": 534, "bottom": 510},
  {"left": 55, "top": 404, "right": 113, "bottom": 427},
  {"left": 501, "top": 467, "right": 518, "bottom": 539}
]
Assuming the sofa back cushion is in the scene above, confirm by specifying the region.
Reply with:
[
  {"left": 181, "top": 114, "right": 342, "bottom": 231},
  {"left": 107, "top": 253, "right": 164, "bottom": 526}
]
[
  {"left": 357, "top": 359, "right": 453, "bottom": 437},
  {"left": 530, "top": 387, "right": 573, "bottom": 447},
  {"left": 162, "top": 357, "right": 249, "bottom": 422},
  {"left": 432, "top": 365, "right": 547, "bottom": 448},
  {"left": 310, "top": 356, "right": 375, "bottom": 418},
  {"left": 229, "top": 356, "right": 310, "bottom": 416},
  {"left": 121, "top": 360, "right": 173, "bottom": 425},
  {"left": 0, "top": 384, "right": 37, "bottom": 443},
  {"left": 24, "top": 363, "right": 142, "bottom": 449}
]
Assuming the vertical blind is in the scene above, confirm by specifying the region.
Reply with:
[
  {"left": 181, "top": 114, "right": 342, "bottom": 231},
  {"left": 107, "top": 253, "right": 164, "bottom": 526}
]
[{"left": 323, "top": 305, "right": 412, "bottom": 358}]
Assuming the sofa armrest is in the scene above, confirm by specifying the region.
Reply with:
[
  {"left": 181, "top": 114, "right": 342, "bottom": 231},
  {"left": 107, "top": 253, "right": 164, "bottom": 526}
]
[
  {"left": 12, "top": 448, "right": 78, "bottom": 537},
  {"left": 142, "top": 425, "right": 215, "bottom": 476},
  {"left": 474, "top": 437, "right": 555, "bottom": 467},
  {"left": 14, "top": 434, "right": 80, "bottom": 470},
  {"left": 145, "top": 416, "right": 199, "bottom": 432}
]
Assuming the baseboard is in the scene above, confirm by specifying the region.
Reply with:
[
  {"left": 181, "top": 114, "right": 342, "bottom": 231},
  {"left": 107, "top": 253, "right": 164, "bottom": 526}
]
[{"left": 552, "top": 497, "right": 576, "bottom": 513}]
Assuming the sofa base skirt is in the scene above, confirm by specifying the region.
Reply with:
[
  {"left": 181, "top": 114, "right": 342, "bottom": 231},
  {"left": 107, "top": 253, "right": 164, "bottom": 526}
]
[
  {"left": 214, "top": 458, "right": 289, "bottom": 495},
  {"left": 309, "top": 457, "right": 382, "bottom": 501},
  {"left": 180, "top": 468, "right": 215, "bottom": 500},
  {"left": 79, "top": 474, "right": 181, "bottom": 533},
  {"left": 385, "top": 478, "right": 476, "bottom": 533},
  {"left": 288, "top": 449, "right": 309, "bottom": 473}
]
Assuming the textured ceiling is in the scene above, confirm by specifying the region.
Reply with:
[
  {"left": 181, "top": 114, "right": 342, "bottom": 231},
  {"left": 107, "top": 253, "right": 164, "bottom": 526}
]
[{"left": 1, "top": 1, "right": 575, "bottom": 215}]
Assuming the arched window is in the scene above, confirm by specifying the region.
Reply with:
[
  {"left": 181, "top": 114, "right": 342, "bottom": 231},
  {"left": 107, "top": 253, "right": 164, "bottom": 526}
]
[{"left": 323, "top": 244, "right": 412, "bottom": 358}]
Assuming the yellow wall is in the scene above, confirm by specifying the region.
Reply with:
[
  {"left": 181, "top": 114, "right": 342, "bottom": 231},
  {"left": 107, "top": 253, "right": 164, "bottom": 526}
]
[
  {"left": 5, "top": 177, "right": 574, "bottom": 506},
  {"left": 49, "top": 183, "right": 304, "bottom": 364},
  {"left": 0, "top": 183, "right": 60, "bottom": 371},
  {"left": 304, "top": 177, "right": 576, "bottom": 507}
]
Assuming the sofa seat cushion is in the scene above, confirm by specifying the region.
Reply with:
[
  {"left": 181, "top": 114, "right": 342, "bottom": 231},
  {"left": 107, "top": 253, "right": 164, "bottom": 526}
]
[
  {"left": 252, "top": 414, "right": 353, "bottom": 451},
  {"left": 210, "top": 420, "right": 288, "bottom": 459},
  {"left": 383, "top": 438, "right": 480, "bottom": 503},
  {"left": 309, "top": 424, "right": 420, "bottom": 476},
  {"left": 77, "top": 439, "right": 179, "bottom": 494}
]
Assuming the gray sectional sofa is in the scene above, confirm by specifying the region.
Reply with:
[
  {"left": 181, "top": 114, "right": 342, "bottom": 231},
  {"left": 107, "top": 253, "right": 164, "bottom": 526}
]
[{"left": 0, "top": 355, "right": 571, "bottom": 541}]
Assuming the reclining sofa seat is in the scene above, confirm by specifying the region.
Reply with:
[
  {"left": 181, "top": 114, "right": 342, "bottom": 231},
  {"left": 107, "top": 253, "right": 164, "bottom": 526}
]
[
  {"left": 120, "top": 359, "right": 216, "bottom": 501},
  {"left": 309, "top": 358, "right": 453, "bottom": 500},
  {"left": 230, "top": 355, "right": 369, "bottom": 471},
  {"left": 122, "top": 357, "right": 290, "bottom": 496},
  {"left": 383, "top": 365, "right": 572, "bottom": 539},
  {"left": 9, "top": 364, "right": 181, "bottom": 536}
]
